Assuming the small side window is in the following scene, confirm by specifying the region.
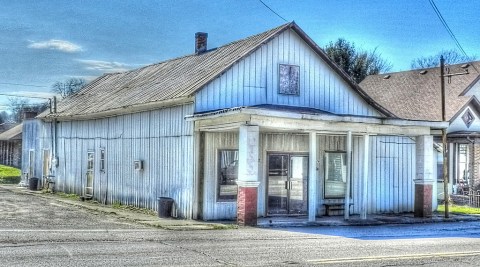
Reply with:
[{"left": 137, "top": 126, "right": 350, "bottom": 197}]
[{"left": 99, "top": 148, "right": 106, "bottom": 173}]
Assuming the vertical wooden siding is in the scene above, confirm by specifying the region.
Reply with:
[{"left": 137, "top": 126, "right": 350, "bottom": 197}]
[
  {"left": 53, "top": 104, "right": 195, "bottom": 218},
  {"left": 352, "top": 136, "right": 415, "bottom": 214},
  {"left": 195, "top": 29, "right": 380, "bottom": 117},
  {"left": 203, "top": 132, "right": 416, "bottom": 220}
]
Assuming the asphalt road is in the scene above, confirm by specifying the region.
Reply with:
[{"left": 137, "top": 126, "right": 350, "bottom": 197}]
[{"left": 1, "top": 187, "right": 480, "bottom": 266}]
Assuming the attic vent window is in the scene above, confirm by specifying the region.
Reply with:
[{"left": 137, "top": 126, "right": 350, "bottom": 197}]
[
  {"left": 279, "top": 64, "right": 300, "bottom": 95},
  {"left": 462, "top": 109, "right": 475, "bottom": 128},
  {"left": 383, "top": 75, "right": 391, "bottom": 79},
  {"left": 420, "top": 70, "right": 428, "bottom": 75}
]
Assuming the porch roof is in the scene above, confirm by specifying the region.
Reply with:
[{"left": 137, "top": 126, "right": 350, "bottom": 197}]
[{"left": 186, "top": 105, "right": 447, "bottom": 136}]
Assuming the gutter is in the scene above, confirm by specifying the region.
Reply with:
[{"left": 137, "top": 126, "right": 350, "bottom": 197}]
[{"left": 40, "top": 96, "right": 194, "bottom": 122}]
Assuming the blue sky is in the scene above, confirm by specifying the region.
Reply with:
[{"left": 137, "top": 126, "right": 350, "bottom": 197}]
[{"left": 0, "top": 0, "right": 479, "bottom": 111}]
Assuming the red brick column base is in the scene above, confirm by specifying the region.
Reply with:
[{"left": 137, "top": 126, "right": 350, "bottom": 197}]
[
  {"left": 237, "top": 186, "right": 258, "bottom": 226},
  {"left": 414, "top": 183, "right": 433, "bottom": 218}
]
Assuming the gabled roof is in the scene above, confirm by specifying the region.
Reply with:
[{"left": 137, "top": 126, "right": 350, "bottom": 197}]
[
  {"left": 40, "top": 22, "right": 393, "bottom": 120},
  {"left": 0, "top": 123, "right": 22, "bottom": 141},
  {"left": 360, "top": 62, "right": 480, "bottom": 121}
]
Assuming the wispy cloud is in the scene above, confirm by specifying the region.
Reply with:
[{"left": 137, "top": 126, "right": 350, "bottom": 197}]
[
  {"left": 28, "top": 39, "right": 82, "bottom": 53},
  {"left": 76, "top": 59, "right": 132, "bottom": 73}
]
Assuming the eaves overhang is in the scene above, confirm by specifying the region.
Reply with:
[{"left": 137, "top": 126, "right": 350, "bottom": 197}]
[
  {"left": 39, "top": 96, "right": 194, "bottom": 122},
  {"left": 186, "top": 106, "right": 447, "bottom": 136}
]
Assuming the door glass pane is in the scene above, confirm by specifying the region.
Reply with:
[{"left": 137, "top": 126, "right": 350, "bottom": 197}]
[
  {"left": 268, "top": 155, "right": 289, "bottom": 214},
  {"left": 289, "top": 156, "right": 308, "bottom": 214}
]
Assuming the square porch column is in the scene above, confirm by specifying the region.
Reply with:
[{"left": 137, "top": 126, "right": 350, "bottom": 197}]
[
  {"left": 308, "top": 132, "right": 317, "bottom": 222},
  {"left": 237, "top": 125, "right": 260, "bottom": 226},
  {"left": 414, "top": 135, "right": 434, "bottom": 217}
]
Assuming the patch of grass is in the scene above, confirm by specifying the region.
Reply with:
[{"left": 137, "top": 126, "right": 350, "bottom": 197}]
[
  {"left": 111, "top": 201, "right": 156, "bottom": 216},
  {"left": 0, "top": 165, "right": 21, "bottom": 184},
  {"left": 438, "top": 204, "right": 480, "bottom": 215},
  {"left": 56, "top": 192, "right": 79, "bottom": 200}
]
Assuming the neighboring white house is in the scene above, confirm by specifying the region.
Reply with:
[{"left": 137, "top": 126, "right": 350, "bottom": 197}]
[
  {"left": 24, "top": 22, "right": 445, "bottom": 225},
  {"left": 361, "top": 62, "right": 480, "bottom": 198}
]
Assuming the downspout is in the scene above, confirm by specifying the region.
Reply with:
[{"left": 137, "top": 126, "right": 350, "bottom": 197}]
[{"left": 52, "top": 96, "right": 58, "bottom": 175}]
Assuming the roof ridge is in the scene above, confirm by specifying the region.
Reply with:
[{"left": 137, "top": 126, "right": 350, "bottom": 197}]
[{"left": 101, "top": 22, "right": 294, "bottom": 77}]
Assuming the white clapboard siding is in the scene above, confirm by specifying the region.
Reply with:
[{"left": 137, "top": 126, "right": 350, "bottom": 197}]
[
  {"left": 195, "top": 29, "right": 380, "bottom": 117},
  {"left": 448, "top": 106, "right": 480, "bottom": 133},
  {"left": 51, "top": 104, "right": 195, "bottom": 219}
]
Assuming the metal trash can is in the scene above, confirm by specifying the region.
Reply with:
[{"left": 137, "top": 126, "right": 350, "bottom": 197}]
[
  {"left": 158, "top": 197, "right": 174, "bottom": 218},
  {"left": 29, "top": 177, "right": 39, "bottom": 191}
]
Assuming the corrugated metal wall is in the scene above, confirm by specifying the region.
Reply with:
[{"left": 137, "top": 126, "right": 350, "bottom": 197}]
[
  {"left": 195, "top": 29, "right": 380, "bottom": 117},
  {"left": 203, "top": 132, "right": 416, "bottom": 220},
  {"left": 54, "top": 104, "right": 195, "bottom": 218},
  {"left": 21, "top": 119, "right": 52, "bottom": 183}
]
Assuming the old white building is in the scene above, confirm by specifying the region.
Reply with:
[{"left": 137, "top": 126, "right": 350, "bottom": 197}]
[{"left": 24, "top": 22, "right": 444, "bottom": 225}]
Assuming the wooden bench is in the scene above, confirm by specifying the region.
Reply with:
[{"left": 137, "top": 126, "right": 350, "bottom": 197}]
[{"left": 323, "top": 203, "right": 354, "bottom": 216}]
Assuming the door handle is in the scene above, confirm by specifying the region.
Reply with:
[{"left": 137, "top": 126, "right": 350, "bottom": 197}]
[{"left": 285, "top": 181, "right": 293, "bottom": 190}]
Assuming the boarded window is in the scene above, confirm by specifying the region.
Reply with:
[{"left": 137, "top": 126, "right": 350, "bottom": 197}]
[
  {"left": 279, "top": 64, "right": 300, "bottom": 95},
  {"left": 217, "top": 150, "right": 239, "bottom": 201}
]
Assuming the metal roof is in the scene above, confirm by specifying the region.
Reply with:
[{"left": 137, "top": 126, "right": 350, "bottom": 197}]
[
  {"left": 0, "top": 123, "right": 22, "bottom": 141},
  {"left": 40, "top": 22, "right": 393, "bottom": 120}
]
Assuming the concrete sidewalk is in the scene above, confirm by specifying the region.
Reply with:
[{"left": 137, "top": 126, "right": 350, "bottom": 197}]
[{"left": 3, "top": 184, "right": 480, "bottom": 230}]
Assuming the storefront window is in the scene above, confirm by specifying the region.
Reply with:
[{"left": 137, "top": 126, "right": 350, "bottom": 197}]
[
  {"left": 218, "top": 150, "right": 239, "bottom": 201},
  {"left": 324, "top": 152, "right": 348, "bottom": 198}
]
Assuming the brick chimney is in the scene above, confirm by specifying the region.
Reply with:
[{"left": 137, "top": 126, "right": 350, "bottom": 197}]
[{"left": 195, "top": 32, "right": 208, "bottom": 54}]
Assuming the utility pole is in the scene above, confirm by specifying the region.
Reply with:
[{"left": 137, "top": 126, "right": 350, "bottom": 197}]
[
  {"left": 440, "top": 56, "right": 449, "bottom": 218},
  {"left": 440, "top": 56, "right": 470, "bottom": 218}
]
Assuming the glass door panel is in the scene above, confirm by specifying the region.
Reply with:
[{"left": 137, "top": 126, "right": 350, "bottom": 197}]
[
  {"left": 267, "top": 154, "right": 289, "bottom": 214},
  {"left": 268, "top": 154, "right": 308, "bottom": 215},
  {"left": 289, "top": 156, "right": 308, "bottom": 214}
]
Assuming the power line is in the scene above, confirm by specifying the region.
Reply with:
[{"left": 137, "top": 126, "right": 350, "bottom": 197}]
[
  {"left": 259, "top": 0, "right": 288, "bottom": 22},
  {"left": 0, "top": 82, "right": 47, "bottom": 88},
  {"left": 0, "top": 93, "right": 53, "bottom": 100},
  {"left": 428, "top": 0, "right": 468, "bottom": 57}
]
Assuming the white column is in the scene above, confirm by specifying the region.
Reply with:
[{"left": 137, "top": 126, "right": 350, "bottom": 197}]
[
  {"left": 361, "top": 134, "right": 369, "bottom": 220},
  {"left": 414, "top": 135, "right": 434, "bottom": 217},
  {"left": 237, "top": 125, "right": 260, "bottom": 226},
  {"left": 308, "top": 132, "right": 317, "bottom": 222},
  {"left": 238, "top": 125, "right": 260, "bottom": 182},
  {"left": 344, "top": 131, "right": 352, "bottom": 220}
]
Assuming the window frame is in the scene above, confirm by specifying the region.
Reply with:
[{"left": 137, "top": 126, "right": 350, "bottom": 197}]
[
  {"left": 324, "top": 151, "right": 351, "bottom": 199},
  {"left": 278, "top": 64, "right": 300, "bottom": 96},
  {"left": 217, "top": 149, "right": 239, "bottom": 202},
  {"left": 99, "top": 148, "right": 106, "bottom": 173}
]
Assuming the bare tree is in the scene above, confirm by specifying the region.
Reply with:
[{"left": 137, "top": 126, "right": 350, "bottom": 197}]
[
  {"left": 51, "top": 78, "right": 87, "bottom": 99},
  {"left": 410, "top": 49, "right": 477, "bottom": 69},
  {"left": 325, "top": 38, "right": 392, "bottom": 83},
  {"left": 7, "top": 98, "right": 48, "bottom": 122}
]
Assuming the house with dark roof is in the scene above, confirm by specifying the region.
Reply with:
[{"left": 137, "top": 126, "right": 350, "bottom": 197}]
[
  {"left": 360, "top": 62, "right": 480, "bottom": 197},
  {"left": 25, "top": 22, "right": 445, "bottom": 225},
  {"left": 0, "top": 123, "right": 22, "bottom": 168}
]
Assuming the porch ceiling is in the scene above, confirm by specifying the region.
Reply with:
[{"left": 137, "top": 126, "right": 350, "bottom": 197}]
[{"left": 187, "top": 107, "right": 448, "bottom": 136}]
